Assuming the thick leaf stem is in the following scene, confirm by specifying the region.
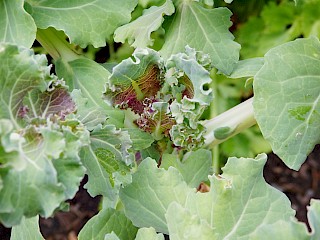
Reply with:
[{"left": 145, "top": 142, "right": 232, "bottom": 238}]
[
  {"left": 36, "top": 28, "right": 80, "bottom": 62},
  {"left": 203, "top": 97, "right": 256, "bottom": 147}
]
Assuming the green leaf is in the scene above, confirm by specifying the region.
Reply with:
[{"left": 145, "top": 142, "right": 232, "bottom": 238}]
[
  {"left": 124, "top": 128, "right": 154, "bottom": 150},
  {"left": 135, "top": 227, "right": 165, "bottom": 240},
  {"left": 70, "top": 89, "right": 107, "bottom": 130},
  {"left": 26, "top": 0, "right": 138, "bottom": 48},
  {"left": 104, "top": 232, "right": 121, "bottom": 240},
  {"left": 120, "top": 158, "right": 194, "bottom": 234},
  {"left": 0, "top": 44, "right": 49, "bottom": 129},
  {"left": 56, "top": 58, "right": 124, "bottom": 127},
  {"left": 229, "top": 58, "right": 264, "bottom": 78},
  {"left": 309, "top": 199, "right": 320, "bottom": 240},
  {"left": 78, "top": 208, "right": 138, "bottom": 240},
  {"left": 161, "top": 149, "right": 211, "bottom": 188},
  {"left": 0, "top": 0, "right": 36, "bottom": 48},
  {"left": 253, "top": 37, "right": 320, "bottom": 170},
  {"left": 56, "top": 58, "right": 110, "bottom": 108},
  {"left": 10, "top": 216, "right": 43, "bottom": 240},
  {"left": 115, "top": 0, "right": 175, "bottom": 48},
  {"left": 81, "top": 125, "right": 132, "bottom": 199},
  {"left": 0, "top": 43, "right": 88, "bottom": 226},
  {"left": 167, "top": 47, "right": 213, "bottom": 105},
  {"left": 23, "top": 82, "right": 76, "bottom": 120},
  {"left": 164, "top": 154, "right": 302, "bottom": 239},
  {"left": 160, "top": 2, "right": 240, "bottom": 74},
  {"left": 0, "top": 120, "right": 87, "bottom": 227},
  {"left": 104, "top": 48, "right": 164, "bottom": 113},
  {"left": 165, "top": 202, "right": 216, "bottom": 240}
]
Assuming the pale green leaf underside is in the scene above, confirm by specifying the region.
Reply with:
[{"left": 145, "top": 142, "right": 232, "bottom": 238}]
[
  {"left": 56, "top": 59, "right": 124, "bottom": 128},
  {"left": 135, "top": 227, "right": 165, "bottom": 240},
  {"left": 115, "top": 0, "right": 175, "bottom": 48},
  {"left": 26, "top": 0, "right": 138, "bottom": 48},
  {"left": 78, "top": 208, "right": 137, "bottom": 240},
  {"left": 229, "top": 57, "right": 264, "bottom": 78},
  {"left": 253, "top": 37, "right": 320, "bottom": 170},
  {"left": 56, "top": 58, "right": 110, "bottom": 108},
  {"left": 10, "top": 216, "right": 44, "bottom": 240},
  {"left": 160, "top": 3, "right": 240, "bottom": 74},
  {"left": 120, "top": 154, "right": 317, "bottom": 238},
  {"left": 161, "top": 149, "right": 211, "bottom": 188},
  {"left": 120, "top": 158, "right": 194, "bottom": 234},
  {"left": 0, "top": 0, "right": 36, "bottom": 48}
]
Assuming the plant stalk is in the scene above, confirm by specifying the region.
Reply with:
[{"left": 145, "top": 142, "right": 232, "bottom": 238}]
[
  {"left": 36, "top": 28, "right": 80, "bottom": 62},
  {"left": 203, "top": 97, "right": 256, "bottom": 147}
]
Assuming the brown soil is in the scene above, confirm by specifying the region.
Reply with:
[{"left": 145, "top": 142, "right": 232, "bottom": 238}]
[{"left": 1, "top": 146, "right": 320, "bottom": 239}]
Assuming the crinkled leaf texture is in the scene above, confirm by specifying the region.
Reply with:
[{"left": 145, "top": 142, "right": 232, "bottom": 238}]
[
  {"left": 0, "top": 0, "right": 36, "bottom": 48},
  {"left": 78, "top": 208, "right": 138, "bottom": 240},
  {"left": 0, "top": 44, "right": 88, "bottom": 227},
  {"left": 115, "top": 0, "right": 175, "bottom": 48},
  {"left": 120, "top": 155, "right": 318, "bottom": 238},
  {"left": 253, "top": 37, "right": 320, "bottom": 170},
  {"left": 80, "top": 125, "right": 132, "bottom": 201},
  {"left": 160, "top": 1, "right": 240, "bottom": 74},
  {"left": 25, "top": 0, "right": 138, "bottom": 48}
]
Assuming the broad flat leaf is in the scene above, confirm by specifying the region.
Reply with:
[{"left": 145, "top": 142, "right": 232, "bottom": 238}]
[
  {"left": 114, "top": 0, "right": 175, "bottom": 48},
  {"left": 165, "top": 154, "right": 300, "bottom": 239},
  {"left": 120, "top": 158, "right": 194, "bottom": 234},
  {"left": 135, "top": 227, "right": 165, "bottom": 240},
  {"left": 0, "top": 0, "right": 36, "bottom": 48},
  {"left": 56, "top": 58, "right": 124, "bottom": 127},
  {"left": 0, "top": 44, "right": 48, "bottom": 129},
  {"left": 124, "top": 128, "right": 154, "bottom": 151},
  {"left": 10, "top": 216, "right": 43, "bottom": 240},
  {"left": 78, "top": 208, "right": 138, "bottom": 240},
  {"left": 229, "top": 58, "right": 264, "bottom": 78},
  {"left": 166, "top": 202, "right": 216, "bottom": 240},
  {"left": 26, "top": 0, "right": 138, "bottom": 48},
  {"left": 253, "top": 37, "right": 320, "bottom": 170},
  {"left": 309, "top": 199, "right": 320, "bottom": 240},
  {"left": 80, "top": 125, "right": 132, "bottom": 199},
  {"left": 161, "top": 149, "right": 211, "bottom": 188},
  {"left": 160, "top": 2, "right": 240, "bottom": 74},
  {"left": 56, "top": 58, "right": 110, "bottom": 108}
]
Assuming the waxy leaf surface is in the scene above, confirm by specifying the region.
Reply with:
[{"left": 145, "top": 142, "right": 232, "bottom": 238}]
[
  {"left": 160, "top": 2, "right": 240, "bottom": 74},
  {"left": 26, "top": 0, "right": 138, "bottom": 48},
  {"left": 78, "top": 208, "right": 137, "bottom": 240},
  {"left": 115, "top": 0, "right": 175, "bottom": 48},
  {"left": 0, "top": 0, "right": 36, "bottom": 48},
  {"left": 253, "top": 37, "right": 320, "bottom": 170}
]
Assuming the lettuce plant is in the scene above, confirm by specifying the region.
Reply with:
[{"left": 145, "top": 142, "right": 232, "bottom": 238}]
[{"left": 1, "top": 0, "right": 320, "bottom": 239}]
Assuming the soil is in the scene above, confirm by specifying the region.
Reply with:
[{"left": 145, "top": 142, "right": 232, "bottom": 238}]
[{"left": 1, "top": 146, "right": 320, "bottom": 239}]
